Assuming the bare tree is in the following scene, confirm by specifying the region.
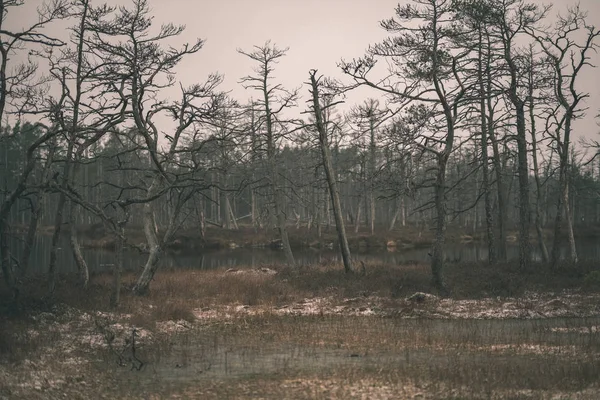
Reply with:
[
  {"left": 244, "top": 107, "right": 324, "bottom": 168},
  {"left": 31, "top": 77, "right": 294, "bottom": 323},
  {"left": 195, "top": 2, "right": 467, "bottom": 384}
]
[
  {"left": 486, "top": 0, "right": 549, "bottom": 269},
  {"left": 82, "top": 0, "right": 225, "bottom": 294},
  {"left": 349, "top": 99, "right": 387, "bottom": 235},
  {"left": 238, "top": 41, "right": 298, "bottom": 267},
  {"left": 46, "top": 0, "right": 127, "bottom": 292},
  {"left": 529, "top": 5, "right": 600, "bottom": 266},
  {"left": 308, "top": 70, "right": 354, "bottom": 273},
  {"left": 524, "top": 46, "right": 550, "bottom": 263},
  {"left": 0, "top": 0, "right": 68, "bottom": 297}
]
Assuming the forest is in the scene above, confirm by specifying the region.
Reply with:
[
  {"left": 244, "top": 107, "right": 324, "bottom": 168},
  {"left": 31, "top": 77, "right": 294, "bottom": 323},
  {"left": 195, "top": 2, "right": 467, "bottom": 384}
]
[{"left": 1, "top": 0, "right": 600, "bottom": 398}]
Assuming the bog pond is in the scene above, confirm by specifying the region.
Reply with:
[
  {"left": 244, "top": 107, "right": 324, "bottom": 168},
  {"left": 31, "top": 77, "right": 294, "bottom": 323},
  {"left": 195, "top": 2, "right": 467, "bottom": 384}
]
[{"left": 12, "top": 234, "right": 600, "bottom": 275}]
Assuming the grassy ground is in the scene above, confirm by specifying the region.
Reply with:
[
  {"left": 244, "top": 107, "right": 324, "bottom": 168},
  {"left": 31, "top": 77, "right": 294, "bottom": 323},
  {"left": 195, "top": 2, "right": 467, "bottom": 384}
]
[{"left": 1, "top": 260, "right": 600, "bottom": 399}]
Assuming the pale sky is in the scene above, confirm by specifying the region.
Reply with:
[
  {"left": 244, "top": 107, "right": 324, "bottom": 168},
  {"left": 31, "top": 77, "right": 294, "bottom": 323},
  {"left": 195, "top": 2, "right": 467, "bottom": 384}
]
[{"left": 7, "top": 0, "right": 600, "bottom": 143}]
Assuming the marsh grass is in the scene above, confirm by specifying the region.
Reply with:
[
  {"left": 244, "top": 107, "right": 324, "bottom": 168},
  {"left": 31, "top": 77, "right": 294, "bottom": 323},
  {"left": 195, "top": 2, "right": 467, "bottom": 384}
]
[
  {"left": 1, "top": 260, "right": 599, "bottom": 398},
  {"left": 114, "top": 315, "right": 600, "bottom": 399},
  {"left": 2, "top": 259, "right": 598, "bottom": 325}
]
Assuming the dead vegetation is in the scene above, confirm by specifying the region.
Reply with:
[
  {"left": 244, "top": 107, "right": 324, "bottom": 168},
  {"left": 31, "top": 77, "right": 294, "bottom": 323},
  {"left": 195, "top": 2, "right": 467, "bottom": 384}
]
[{"left": 1, "top": 260, "right": 600, "bottom": 399}]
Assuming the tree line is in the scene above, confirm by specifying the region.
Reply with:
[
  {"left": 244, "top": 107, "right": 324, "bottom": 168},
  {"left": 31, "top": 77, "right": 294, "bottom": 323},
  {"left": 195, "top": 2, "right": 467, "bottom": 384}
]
[{"left": 1, "top": 0, "right": 599, "bottom": 302}]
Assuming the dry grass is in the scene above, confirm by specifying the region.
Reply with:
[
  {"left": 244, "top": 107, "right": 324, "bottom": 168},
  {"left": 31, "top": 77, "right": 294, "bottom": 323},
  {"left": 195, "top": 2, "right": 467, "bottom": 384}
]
[
  {"left": 1, "top": 259, "right": 600, "bottom": 399},
  {"left": 2, "top": 259, "right": 598, "bottom": 325}
]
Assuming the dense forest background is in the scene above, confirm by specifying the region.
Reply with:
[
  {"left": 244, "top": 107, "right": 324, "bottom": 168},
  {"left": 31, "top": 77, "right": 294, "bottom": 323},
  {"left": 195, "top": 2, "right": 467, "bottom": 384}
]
[{"left": 1, "top": 0, "right": 600, "bottom": 301}]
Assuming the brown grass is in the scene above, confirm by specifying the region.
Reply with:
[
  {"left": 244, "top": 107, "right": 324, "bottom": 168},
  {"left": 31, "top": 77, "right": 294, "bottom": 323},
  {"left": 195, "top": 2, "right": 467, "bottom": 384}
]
[
  {"left": 2, "top": 259, "right": 598, "bottom": 321},
  {"left": 1, "top": 259, "right": 600, "bottom": 399}
]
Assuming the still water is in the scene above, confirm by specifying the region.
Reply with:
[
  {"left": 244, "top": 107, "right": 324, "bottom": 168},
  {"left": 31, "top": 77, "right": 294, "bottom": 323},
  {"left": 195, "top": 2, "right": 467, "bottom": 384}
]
[{"left": 9, "top": 234, "right": 600, "bottom": 275}]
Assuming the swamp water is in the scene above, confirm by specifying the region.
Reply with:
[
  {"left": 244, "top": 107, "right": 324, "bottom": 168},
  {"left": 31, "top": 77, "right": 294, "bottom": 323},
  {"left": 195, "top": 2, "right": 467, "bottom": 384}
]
[{"left": 10, "top": 234, "right": 600, "bottom": 275}]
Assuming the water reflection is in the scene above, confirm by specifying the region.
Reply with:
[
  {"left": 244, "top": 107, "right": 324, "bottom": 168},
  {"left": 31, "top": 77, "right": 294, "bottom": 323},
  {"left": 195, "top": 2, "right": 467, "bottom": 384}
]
[{"left": 8, "top": 234, "right": 600, "bottom": 274}]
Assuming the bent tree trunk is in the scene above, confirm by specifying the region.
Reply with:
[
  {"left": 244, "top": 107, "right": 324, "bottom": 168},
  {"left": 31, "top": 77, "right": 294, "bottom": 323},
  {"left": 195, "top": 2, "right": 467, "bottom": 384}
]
[{"left": 310, "top": 71, "right": 353, "bottom": 273}]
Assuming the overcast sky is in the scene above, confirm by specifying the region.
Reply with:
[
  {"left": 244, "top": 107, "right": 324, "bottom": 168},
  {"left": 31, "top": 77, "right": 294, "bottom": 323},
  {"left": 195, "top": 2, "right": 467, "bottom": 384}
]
[{"left": 8, "top": 0, "right": 600, "bottom": 143}]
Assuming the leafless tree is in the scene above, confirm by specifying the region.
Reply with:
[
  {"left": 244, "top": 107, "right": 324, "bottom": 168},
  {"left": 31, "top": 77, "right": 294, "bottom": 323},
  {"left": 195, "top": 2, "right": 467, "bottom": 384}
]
[
  {"left": 485, "top": 0, "right": 549, "bottom": 269},
  {"left": 0, "top": 0, "right": 69, "bottom": 298},
  {"left": 307, "top": 70, "right": 354, "bottom": 273},
  {"left": 529, "top": 5, "right": 600, "bottom": 267},
  {"left": 238, "top": 41, "right": 299, "bottom": 267}
]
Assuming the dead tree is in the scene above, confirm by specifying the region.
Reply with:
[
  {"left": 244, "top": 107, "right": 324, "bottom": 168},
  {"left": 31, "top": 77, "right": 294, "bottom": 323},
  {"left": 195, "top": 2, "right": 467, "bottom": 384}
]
[
  {"left": 0, "top": 0, "right": 68, "bottom": 297},
  {"left": 308, "top": 70, "right": 354, "bottom": 273},
  {"left": 84, "top": 0, "right": 225, "bottom": 294},
  {"left": 349, "top": 99, "right": 387, "bottom": 235},
  {"left": 238, "top": 42, "right": 299, "bottom": 267},
  {"left": 529, "top": 6, "right": 600, "bottom": 266}
]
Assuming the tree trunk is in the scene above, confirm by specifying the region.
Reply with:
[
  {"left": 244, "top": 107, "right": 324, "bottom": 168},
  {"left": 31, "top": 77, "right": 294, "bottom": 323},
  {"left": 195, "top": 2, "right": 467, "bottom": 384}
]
[
  {"left": 47, "top": 187, "right": 68, "bottom": 294},
  {"left": 68, "top": 204, "right": 89, "bottom": 287},
  {"left": 528, "top": 67, "right": 549, "bottom": 263},
  {"left": 222, "top": 190, "right": 231, "bottom": 229},
  {"left": 551, "top": 117, "right": 578, "bottom": 266},
  {"left": 401, "top": 196, "right": 406, "bottom": 227},
  {"left": 515, "top": 105, "right": 531, "bottom": 270},
  {"left": 251, "top": 187, "right": 257, "bottom": 230},
  {"left": 133, "top": 201, "right": 161, "bottom": 295},
  {"left": 19, "top": 197, "right": 42, "bottom": 277},
  {"left": 368, "top": 116, "right": 376, "bottom": 236},
  {"left": 389, "top": 200, "right": 400, "bottom": 231},
  {"left": 563, "top": 181, "right": 578, "bottom": 263},
  {"left": 485, "top": 42, "right": 507, "bottom": 262},
  {"left": 0, "top": 218, "right": 16, "bottom": 297},
  {"left": 110, "top": 225, "right": 124, "bottom": 308},
  {"left": 354, "top": 196, "right": 363, "bottom": 234},
  {"left": 431, "top": 153, "right": 448, "bottom": 294},
  {"left": 262, "top": 64, "right": 295, "bottom": 267},
  {"left": 48, "top": 1, "right": 89, "bottom": 294},
  {"left": 227, "top": 196, "right": 239, "bottom": 230},
  {"left": 478, "top": 30, "right": 496, "bottom": 264},
  {"left": 310, "top": 71, "right": 353, "bottom": 273}
]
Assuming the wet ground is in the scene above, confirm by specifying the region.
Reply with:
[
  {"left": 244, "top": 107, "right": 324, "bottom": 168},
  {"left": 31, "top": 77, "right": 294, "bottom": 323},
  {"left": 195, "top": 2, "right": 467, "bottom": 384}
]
[
  {"left": 2, "top": 265, "right": 600, "bottom": 399},
  {"left": 89, "top": 312, "right": 600, "bottom": 398},
  {"left": 124, "top": 316, "right": 600, "bottom": 391}
]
